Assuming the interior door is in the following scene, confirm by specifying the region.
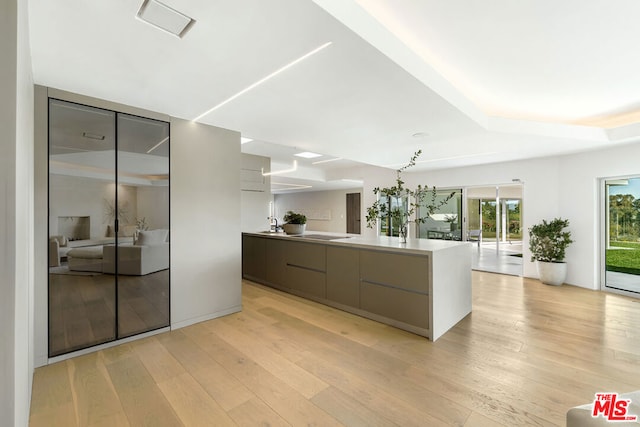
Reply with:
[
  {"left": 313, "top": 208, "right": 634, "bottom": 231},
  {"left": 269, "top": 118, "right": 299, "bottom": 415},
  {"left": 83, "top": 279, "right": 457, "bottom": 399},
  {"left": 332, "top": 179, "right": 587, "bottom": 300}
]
[{"left": 346, "top": 192, "right": 361, "bottom": 234}]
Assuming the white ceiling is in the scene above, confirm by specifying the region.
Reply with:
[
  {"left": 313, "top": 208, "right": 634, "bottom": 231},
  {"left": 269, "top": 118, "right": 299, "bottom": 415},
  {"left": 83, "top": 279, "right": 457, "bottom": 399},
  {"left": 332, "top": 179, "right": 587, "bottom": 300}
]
[{"left": 28, "top": 0, "right": 640, "bottom": 188}]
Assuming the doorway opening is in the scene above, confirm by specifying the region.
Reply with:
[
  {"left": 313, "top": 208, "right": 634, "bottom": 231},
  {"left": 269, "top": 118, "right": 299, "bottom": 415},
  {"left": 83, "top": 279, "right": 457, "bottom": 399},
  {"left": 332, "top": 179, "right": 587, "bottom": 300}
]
[{"left": 466, "top": 184, "right": 523, "bottom": 276}]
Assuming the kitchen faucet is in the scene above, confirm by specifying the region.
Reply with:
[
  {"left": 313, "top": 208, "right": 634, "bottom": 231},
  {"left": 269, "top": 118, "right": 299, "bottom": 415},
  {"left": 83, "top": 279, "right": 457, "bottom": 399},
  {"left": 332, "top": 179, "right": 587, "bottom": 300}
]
[{"left": 269, "top": 216, "right": 279, "bottom": 232}]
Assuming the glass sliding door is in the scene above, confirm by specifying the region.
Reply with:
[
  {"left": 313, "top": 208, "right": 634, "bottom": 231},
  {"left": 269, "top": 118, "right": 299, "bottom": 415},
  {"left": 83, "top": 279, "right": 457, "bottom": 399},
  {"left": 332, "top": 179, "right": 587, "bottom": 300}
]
[
  {"left": 604, "top": 177, "right": 640, "bottom": 294},
  {"left": 116, "top": 113, "right": 170, "bottom": 338},
  {"left": 48, "top": 99, "right": 117, "bottom": 356},
  {"left": 417, "top": 189, "right": 463, "bottom": 240},
  {"left": 378, "top": 195, "right": 408, "bottom": 237},
  {"left": 48, "top": 99, "right": 170, "bottom": 357}
]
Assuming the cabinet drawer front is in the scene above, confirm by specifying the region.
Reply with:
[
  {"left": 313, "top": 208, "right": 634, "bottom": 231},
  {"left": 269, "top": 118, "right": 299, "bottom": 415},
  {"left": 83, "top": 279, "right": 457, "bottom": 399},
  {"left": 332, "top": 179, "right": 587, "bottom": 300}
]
[
  {"left": 360, "top": 282, "right": 429, "bottom": 329},
  {"left": 286, "top": 241, "right": 326, "bottom": 272},
  {"left": 266, "top": 239, "right": 288, "bottom": 287},
  {"left": 360, "top": 250, "right": 429, "bottom": 293},
  {"left": 288, "top": 265, "right": 326, "bottom": 299},
  {"left": 326, "top": 246, "right": 359, "bottom": 307}
]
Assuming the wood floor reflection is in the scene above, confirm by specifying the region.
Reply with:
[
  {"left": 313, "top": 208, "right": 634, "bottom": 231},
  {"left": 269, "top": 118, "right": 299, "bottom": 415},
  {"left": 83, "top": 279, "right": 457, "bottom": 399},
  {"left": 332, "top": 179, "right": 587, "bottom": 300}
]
[{"left": 48, "top": 268, "right": 169, "bottom": 356}]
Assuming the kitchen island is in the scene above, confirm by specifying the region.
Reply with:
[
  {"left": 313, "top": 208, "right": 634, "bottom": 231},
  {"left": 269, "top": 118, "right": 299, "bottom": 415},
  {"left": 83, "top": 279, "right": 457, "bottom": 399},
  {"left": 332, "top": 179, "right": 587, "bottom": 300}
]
[{"left": 242, "top": 231, "right": 472, "bottom": 341}]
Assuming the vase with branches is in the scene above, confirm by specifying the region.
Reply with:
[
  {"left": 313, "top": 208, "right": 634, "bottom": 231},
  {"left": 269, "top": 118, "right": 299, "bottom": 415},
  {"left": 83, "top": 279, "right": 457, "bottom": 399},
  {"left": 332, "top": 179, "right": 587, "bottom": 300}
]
[{"left": 365, "top": 150, "right": 454, "bottom": 243}]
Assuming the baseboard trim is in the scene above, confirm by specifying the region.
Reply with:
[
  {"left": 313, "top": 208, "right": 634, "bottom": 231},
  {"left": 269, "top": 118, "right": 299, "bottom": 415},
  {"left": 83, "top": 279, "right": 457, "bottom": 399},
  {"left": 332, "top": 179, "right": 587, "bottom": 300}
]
[{"left": 171, "top": 305, "right": 242, "bottom": 330}]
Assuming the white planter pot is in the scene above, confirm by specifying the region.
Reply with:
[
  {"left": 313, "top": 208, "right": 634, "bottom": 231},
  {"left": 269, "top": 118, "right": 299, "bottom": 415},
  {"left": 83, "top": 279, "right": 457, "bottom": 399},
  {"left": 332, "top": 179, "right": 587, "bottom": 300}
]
[
  {"left": 536, "top": 261, "right": 567, "bottom": 286},
  {"left": 283, "top": 223, "right": 306, "bottom": 235}
]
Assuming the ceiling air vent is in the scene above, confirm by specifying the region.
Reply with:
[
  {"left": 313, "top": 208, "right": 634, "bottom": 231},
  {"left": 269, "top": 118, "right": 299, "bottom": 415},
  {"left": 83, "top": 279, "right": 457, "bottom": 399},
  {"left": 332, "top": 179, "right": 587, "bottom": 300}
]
[{"left": 136, "top": 0, "right": 195, "bottom": 39}]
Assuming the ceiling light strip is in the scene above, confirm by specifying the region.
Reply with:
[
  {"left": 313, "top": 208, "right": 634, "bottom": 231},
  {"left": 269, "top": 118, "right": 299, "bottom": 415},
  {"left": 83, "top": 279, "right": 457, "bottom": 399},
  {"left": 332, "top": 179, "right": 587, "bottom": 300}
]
[
  {"left": 192, "top": 42, "right": 332, "bottom": 122},
  {"left": 271, "top": 182, "right": 311, "bottom": 188},
  {"left": 261, "top": 160, "right": 297, "bottom": 176},
  {"left": 312, "top": 157, "right": 343, "bottom": 165}
]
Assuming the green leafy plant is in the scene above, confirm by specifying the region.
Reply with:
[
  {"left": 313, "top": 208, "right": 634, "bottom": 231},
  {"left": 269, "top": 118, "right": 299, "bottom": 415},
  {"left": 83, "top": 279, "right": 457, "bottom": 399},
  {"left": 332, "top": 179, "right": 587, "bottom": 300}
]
[
  {"left": 283, "top": 211, "right": 307, "bottom": 225},
  {"left": 528, "top": 218, "right": 573, "bottom": 262},
  {"left": 365, "top": 150, "right": 454, "bottom": 239}
]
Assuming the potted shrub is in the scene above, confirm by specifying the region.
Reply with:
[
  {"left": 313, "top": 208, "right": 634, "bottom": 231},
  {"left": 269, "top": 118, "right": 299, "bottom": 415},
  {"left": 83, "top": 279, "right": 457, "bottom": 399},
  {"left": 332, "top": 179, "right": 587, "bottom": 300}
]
[
  {"left": 528, "top": 217, "right": 573, "bottom": 285},
  {"left": 282, "top": 211, "right": 307, "bottom": 235}
]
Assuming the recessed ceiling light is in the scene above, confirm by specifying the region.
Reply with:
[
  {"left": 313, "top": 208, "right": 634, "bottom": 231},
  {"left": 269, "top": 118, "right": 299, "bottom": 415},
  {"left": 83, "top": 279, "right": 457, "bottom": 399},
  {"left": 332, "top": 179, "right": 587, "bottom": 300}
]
[
  {"left": 294, "top": 152, "right": 322, "bottom": 159},
  {"left": 82, "top": 132, "right": 105, "bottom": 141},
  {"left": 136, "top": 0, "right": 195, "bottom": 39},
  {"left": 240, "top": 137, "right": 253, "bottom": 144}
]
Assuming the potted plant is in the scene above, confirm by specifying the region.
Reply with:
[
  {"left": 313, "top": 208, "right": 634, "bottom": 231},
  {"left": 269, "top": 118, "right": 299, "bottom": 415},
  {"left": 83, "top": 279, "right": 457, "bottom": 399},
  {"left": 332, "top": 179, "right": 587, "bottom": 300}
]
[
  {"left": 365, "top": 150, "right": 454, "bottom": 243},
  {"left": 528, "top": 217, "right": 573, "bottom": 285},
  {"left": 282, "top": 211, "right": 307, "bottom": 235}
]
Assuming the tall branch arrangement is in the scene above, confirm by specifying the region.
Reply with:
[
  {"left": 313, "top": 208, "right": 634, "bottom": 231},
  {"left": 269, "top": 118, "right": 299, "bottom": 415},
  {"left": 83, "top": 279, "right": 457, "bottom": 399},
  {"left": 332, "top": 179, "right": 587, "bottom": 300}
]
[{"left": 365, "top": 150, "right": 454, "bottom": 239}]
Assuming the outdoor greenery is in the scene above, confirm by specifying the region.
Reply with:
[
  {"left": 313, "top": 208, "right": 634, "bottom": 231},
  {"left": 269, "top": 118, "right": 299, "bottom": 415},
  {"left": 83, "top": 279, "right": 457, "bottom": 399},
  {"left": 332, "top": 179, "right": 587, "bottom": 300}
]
[
  {"left": 609, "top": 194, "right": 640, "bottom": 241},
  {"left": 607, "top": 193, "right": 640, "bottom": 275},
  {"left": 365, "top": 150, "right": 454, "bottom": 239},
  {"left": 528, "top": 218, "right": 573, "bottom": 262},
  {"left": 480, "top": 200, "right": 522, "bottom": 238},
  {"left": 606, "top": 247, "right": 640, "bottom": 275},
  {"left": 283, "top": 211, "right": 307, "bottom": 225}
]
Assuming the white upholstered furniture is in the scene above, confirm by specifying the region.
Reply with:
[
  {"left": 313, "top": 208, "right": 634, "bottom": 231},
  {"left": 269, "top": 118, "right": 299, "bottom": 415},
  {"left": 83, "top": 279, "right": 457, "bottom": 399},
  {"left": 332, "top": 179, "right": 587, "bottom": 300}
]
[
  {"left": 102, "top": 242, "right": 169, "bottom": 275},
  {"left": 61, "top": 229, "right": 168, "bottom": 275},
  {"left": 103, "top": 229, "right": 169, "bottom": 275},
  {"left": 67, "top": 246, "right": 104, "bottom": 272}
]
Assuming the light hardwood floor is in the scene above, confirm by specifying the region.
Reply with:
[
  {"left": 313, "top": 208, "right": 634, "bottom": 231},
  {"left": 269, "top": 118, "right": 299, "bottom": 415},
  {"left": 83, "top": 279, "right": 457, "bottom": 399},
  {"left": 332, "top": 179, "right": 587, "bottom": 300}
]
[{"left": 30, "top": 272, "right": 640, "bottom": 426}]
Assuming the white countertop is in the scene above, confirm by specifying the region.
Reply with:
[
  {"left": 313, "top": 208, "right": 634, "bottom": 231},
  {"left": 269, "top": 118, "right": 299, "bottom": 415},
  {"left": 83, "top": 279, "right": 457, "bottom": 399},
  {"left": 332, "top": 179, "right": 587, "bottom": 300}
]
[{"left": 243, "top": 230, "right": 471, "bottom": 255}]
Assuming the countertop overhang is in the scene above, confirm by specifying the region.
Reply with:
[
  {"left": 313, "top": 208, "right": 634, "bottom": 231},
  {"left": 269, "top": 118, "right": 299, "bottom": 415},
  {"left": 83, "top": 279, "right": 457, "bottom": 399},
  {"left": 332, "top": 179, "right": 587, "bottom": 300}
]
[{"left": 243, "top": 230, "right": 472, "bottom": 256}]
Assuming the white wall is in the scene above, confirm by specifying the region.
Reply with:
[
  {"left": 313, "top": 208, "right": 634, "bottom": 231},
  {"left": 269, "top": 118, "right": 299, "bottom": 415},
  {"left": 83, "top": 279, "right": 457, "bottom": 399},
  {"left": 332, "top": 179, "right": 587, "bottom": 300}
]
[
  {"left": 401, "top": 157, "right": 561, "bottom": 281},
  {"left": 0, "top": 2, "right": 18, "bottom": 424},
  {"left": 274, "top": 188, "right": 363, "bottom": 233},
  {"left": 241, "top": 153, "right": 271, "bottom": 232},
  {"left": 1, "top": 0, "right": 34, "bottom": 425},
  {"left": 170, "top": 118, "right": 242, "bottom": 328}
]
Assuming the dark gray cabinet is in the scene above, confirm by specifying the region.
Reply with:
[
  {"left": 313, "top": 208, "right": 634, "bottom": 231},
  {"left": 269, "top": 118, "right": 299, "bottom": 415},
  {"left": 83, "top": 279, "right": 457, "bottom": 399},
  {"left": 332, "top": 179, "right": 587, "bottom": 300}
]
[
  {"left": 265, "top": 238, "right": 288, "bottom": 290},
  {"left": 241, "top": 233, "right": 437, "bottom": 338},
  {"left": 242, "top": 234, "right": 266, "bottom": 282},
  {"left": 326, "top": 246, "right": 360, "bottom": 307}
]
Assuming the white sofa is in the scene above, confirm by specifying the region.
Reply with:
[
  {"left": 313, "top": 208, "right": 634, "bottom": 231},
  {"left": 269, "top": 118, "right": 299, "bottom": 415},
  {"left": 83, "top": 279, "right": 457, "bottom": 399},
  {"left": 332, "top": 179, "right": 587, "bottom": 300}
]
[
  {"left": 103, "top": 229, "right": 169, "bottom": 275},
  {"left": 102, "top": 242, "right": 169, "bottom": 276},
  {"left": 49, "top": 235, "right": 133, "bottom": 267}
]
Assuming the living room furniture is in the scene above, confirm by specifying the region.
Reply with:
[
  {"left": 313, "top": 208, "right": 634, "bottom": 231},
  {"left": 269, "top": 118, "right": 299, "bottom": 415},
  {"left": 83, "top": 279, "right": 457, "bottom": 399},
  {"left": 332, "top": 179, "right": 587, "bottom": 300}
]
[
  {"left": 102, "top": 242, "right": 169, "bottom": 275},
  {"left": 103, "top": 229, "right": 170, "bottom": 275},
  {"left": 67, "top": 246, "right": 104, "bottom": 272}
]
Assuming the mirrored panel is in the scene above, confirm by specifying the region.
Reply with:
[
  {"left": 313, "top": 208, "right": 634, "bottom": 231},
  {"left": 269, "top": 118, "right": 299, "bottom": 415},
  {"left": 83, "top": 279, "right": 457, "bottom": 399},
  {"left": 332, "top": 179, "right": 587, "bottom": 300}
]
[
  {"left": 48, "top": 99, "right": 117, "bottom": 356},
  {"left": 116, "top": 113, "right": 170, "bottom": 338},
  {"left": 48, "top": 100, "right": 171, "bottom": 356}
]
